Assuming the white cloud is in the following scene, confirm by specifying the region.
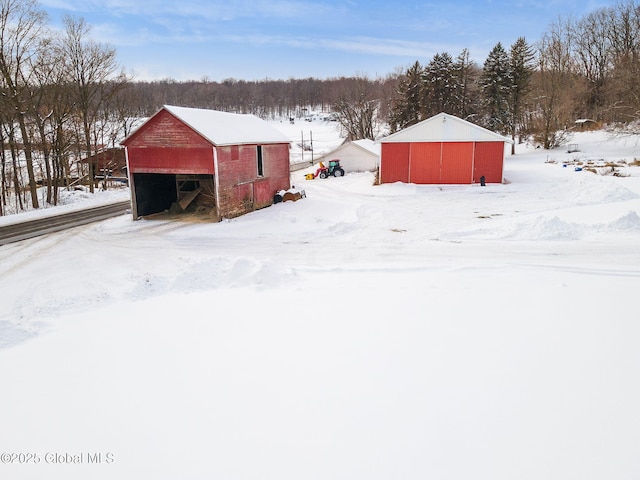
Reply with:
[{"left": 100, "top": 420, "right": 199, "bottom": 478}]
[
  {"left": 212, "top": 32, "right": 463, "bottom": 60},
  {"left": 41, "top": 0, "right": 341, "bottom": 21}
]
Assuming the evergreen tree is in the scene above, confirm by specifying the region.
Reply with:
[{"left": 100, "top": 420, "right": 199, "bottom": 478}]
[
  {"left": 389, "top": 61, "right": 424, "bottom": 132},
  {"left": 453, "top": 48, "right": 479, "bottom": 118},
  {"left": 421, "top": 52, "right": 456, "bottom": 117},
  {"left": 480, "top": 42, "right": 511, "bottom": 132},
  {"left": 508, "top": 37, "right": 535, "bottom": 153}
]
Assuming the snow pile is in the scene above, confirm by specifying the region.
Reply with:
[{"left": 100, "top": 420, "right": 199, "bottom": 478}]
[
  {"left": 513, "top": 215, "right": 584, "bottom": 240},
  {"left": 568, "top": 176, "right": 640, "bottom": 205},
  {"left": 611, "top": 210, "right": 640, "bottom": 231},
  {"left": 445, "top": 207, "right": 640, "bottom": 242},
  {"left": 0, "top": 321, "right": 36, "bottom": 350}
]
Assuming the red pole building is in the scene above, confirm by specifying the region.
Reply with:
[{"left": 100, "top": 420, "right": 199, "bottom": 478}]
[{"left": 379, "top": 113, "right": 512, "bottom": 185}]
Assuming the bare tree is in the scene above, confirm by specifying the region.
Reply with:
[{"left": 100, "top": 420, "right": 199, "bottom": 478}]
[
  {"left": 0, "top": 0, "right": 49, "bottom": 209},
  {"left": 30, "top": 29, "right": 79, "bottom": 205},
  {"left": 533, "top": 19, "right": 580, "bottom": 149},
  {"left": 28, "top": 34, "right": 58, "bottom": 204},
  {"left": 60, "top": 15, "right": 122, "bottom": 193},
  {"left": 333, "top": 76, "right": 382, "bottom": 140},
  {"left": 605, "top": 0, "right": 640, "bottom": 121},
  {"left": 570, "top": 10, "right": 612, "bottom": 120}
]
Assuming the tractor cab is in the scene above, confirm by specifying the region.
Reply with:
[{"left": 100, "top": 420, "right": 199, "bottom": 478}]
[
  {"left": 306, "top": 159, "right": 345, "bottom": 180},
  {"left": 327, "top": 160, "right": 344, "bottom": 177}
]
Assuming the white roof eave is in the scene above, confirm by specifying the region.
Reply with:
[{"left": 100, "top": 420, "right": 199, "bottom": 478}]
[{"left": 379, "top": 113, "right": 513, "bottom": 144}]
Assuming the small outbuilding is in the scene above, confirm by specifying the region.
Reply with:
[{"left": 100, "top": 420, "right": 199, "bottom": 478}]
[
  {"left": 122, "top": 105, "right": 291, "bottom": 219},
  {"left": 379, "top": 113, "right": 511, "bottom": 185},
  {"left": 574, "top": 118, "right": 599, "bottom": 131},
  {"left": 80, "top": 147, "right": 128, "bottom": 182},
  {"left": 317, "top": 139, "right": 380, "bottom": 173}
]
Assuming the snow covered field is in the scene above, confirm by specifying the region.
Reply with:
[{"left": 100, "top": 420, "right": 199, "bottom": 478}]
[{"left": 1, "top": 123, "right": 640, "bottom": 479}]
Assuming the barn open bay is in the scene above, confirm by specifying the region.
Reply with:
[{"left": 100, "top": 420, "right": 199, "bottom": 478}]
[{"left": 1, "top": 123, "right": 640, "bottom": 479}]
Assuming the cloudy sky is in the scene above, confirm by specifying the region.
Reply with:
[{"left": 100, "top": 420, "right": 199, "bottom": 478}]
[{"left": 40, "top": 0, "right": 612, "bottom": 81}]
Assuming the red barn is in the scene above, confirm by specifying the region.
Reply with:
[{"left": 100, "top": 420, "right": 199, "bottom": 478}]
[
  {"left": 379, "top": 113, "right": 512, "bottom": 185},
  {"left": 122, "top": 105, "right": 291, "bottom": 219}
]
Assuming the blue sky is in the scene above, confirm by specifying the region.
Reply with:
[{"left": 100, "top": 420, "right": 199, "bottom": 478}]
[{"left": 40, "top": 0, "right": 613, "bottom": 81}]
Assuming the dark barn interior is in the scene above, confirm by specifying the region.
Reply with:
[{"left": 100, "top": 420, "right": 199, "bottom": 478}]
[
  {"left": 132, "top": 173, "right": 177, "bottom": 217},
  {"left": 132, "top": 173, "right": 216, "bottom": 217}
]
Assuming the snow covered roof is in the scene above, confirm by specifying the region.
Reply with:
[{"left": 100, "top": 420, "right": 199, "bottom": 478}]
[
  {"left": 351, "top": 139, "right": 381, "bottom": 156},
  {"left": 322, "top": 139, "right": 380, "bottom": 159},
  {"left": 380, "top": 112, "right": 513, "bottom": 144},
  {"left": 156, "top": 105, "right": 291, "bottom": 146}
]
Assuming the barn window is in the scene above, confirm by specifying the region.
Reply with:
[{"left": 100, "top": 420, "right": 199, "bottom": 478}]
[{"left": 257, "top": 145, "right": 264, "bottom": 177}]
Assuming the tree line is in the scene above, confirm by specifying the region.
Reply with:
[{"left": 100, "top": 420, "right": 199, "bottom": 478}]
[
  {"left": 125, "top": 76, "right": 397, "bottom": 119},
  {"left": 3, "top": 0, "right": 640, "bottom": 216}
]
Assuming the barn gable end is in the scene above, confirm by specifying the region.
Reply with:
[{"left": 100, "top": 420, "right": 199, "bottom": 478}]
[{"left": 125, "top": 109, "right": 214, "bottom": 149}]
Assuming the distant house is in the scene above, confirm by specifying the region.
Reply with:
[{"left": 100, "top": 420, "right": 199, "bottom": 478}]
[
  {"left": 122, "top": 105, "right": 291, "bottom": 220},
  {"left": 80, "top": 147, "right": 127, "bottom": 178},
  {"left": 317, "top": 139, "right": 380, "bottom": 173},
  {"left": 379, "top": 113, "right": 512, "bottom": 185},
  {"left": 574, "top": 118, "right": 599, "bottom": 131}
]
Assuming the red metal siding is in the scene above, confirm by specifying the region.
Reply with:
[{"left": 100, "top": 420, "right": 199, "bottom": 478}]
[
  {"left": 127, "top": 146, "right": 214, "bottom": 174},
  {"left": 382, "top": 140, "right": 505, "bottom": 184},
  {"left": 473, "top": 142, "right": 504, "bottom": 183},
  {"left": 381, "top": 143, "right": 409, "bottom": 183},
  {"left": 409, "top": 142, "right": 440, "bottom": 183},
  {"left": 441, "top": 142, "right": 474, "bottom": 184}
]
